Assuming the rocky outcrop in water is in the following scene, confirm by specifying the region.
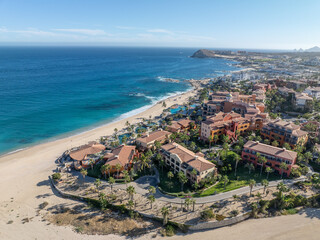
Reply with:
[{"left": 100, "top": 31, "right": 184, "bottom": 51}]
[{"left": 191, "top": 49, "right": 216, "bottom": 58}]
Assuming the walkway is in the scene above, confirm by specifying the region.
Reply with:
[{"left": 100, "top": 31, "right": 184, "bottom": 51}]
[{"left": 70, "top": 169, "right": 309, "bottom": 205}]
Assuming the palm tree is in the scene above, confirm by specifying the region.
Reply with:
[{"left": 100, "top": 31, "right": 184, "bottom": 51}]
[
  {"left": 129, "top": 168, "right": 135, "bottom": 181},
  {"left": 123, "top": 170, "right": 130, "bottom": 188},
  {"left": 140, "top": 154, "right": 150, "bottom": 174},
  {"left": 148, "top": 186, "right": 156, "bottom": 195},
  {"left": 115, "top": 163, "right": 122, "bottom": 178},
  {"left": 265, "top": 167, "right": 273, "bottom": 180},
  {"left": 100, "top": 164, "right": 109, "bottom": 179},
  {"left": 185, "top": 198, "right": 191, "bottom": 212},
  {"left": 192, "top": 182, "right": 199, "bottom": 191},
  {"left": 222, "top": 175, "right": 229, "bottom": 189},
  {"left": 94, "top": 179, "right": 102, "bottom": 192},
  {"left": 249, "top": 179, "right": 256, "bottom": 196},
  {"left": 178, "top": 172, "right": 188, "bottom": 192},
  {"left": 126, "top": 186, "right": 136, "bottom": 201},
  {"left": 154, "top": 140, "right": 162, "bottom": 151},
  {"left": 122, "top": 135, "right": 128, "bottom": 145},
  {"left": 127, "top": 200, "right": 134, "bottom": 211},
  {"left": 148, "top": 195, "right": 155, "bottom": 209},
  {"left": 89, "top": 159, "right": 95, "bottom": 170},
  {"left": 159, "top": 159, "right": 165, "bottom": 172},
  {"left": 234, "top": 154, "right": 242, "bottom": 176},
  {"left": 80, "top": 169, "right": 87, "bottom": 182},
  {"left": 245, "top": 163, "right": 255, "bottom": 174},
  {"left": 261, "top": 179, "right": 269, "bottom": 194},
  {"left": 161, "top": 206, "right": 170, "bottom": 226},
  {"left": 167, "top": 171, "right": 174, "bottom": 180},
  {"left": 279, "top": 162, "right": 288, "bottom": 179},
  {"left": 108, "top": 177, "right": 115, "bottom": 191},
  {"left": 234, "top": 145, "right": 241, "bottom": 154},
  {"left": 191, "top": 169, "right": 197, "bottom": 182},
  {"left": 258, "top": 156, "right": 267, "bottom": 177}
]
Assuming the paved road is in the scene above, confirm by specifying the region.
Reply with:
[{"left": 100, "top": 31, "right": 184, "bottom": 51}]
[{"left": 69, "top": 163, "right": 314, "bottom": 205}]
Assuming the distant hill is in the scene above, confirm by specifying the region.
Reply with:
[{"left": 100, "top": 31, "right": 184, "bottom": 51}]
[
  {"left": 305, "top": 46, "right": 320, "bottom": 52},
  {"left": 191, "top": 49, "right": 216, "bottom": 58}
]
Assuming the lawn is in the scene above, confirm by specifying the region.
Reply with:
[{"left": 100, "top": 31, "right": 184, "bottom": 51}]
[{"left": 196, "top": 164, "right": 283, "bottom": 197}]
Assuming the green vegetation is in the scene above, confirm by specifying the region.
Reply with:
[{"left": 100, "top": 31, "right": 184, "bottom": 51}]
[
  {"left": 52, "top": 172, "right": 61, "bottom": 181},
  {"left": 200, "top": 208, "right": 215, "bottom": 220},
  {"left": 197, "top": 165, "right": 281, "bottom": 197}
]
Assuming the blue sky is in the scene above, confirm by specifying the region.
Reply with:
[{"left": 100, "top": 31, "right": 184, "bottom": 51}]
[{"left": 0, "top": 0, "right": 320, "bottom": 49}]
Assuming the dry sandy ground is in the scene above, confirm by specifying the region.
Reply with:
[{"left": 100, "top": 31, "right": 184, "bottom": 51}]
[
  {"left": 172, "top": 208, "right": 320, "bottom": 240},
  {"left": 0, "top": 89, "right": 196, "bottom": 240}
]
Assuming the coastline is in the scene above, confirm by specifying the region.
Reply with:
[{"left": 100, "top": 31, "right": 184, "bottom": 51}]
[
  {"left": 0, "top": 86, "right": 200, "bottom": 239},
  {"left": 0, "top": 88, "right": 192, "bottom": 158}
]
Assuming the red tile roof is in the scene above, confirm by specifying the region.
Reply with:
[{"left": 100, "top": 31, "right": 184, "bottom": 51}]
[
  {"left": 161, "top": 142, "right": 216, "bottom": 172},
  {"left": 69, "top": 143, "right": 105, "bottom": 161},
  {"left": 243, "top": 141, "right": 297, "bottom": 161}
]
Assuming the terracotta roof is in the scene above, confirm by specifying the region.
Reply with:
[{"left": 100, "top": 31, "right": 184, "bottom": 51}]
[
  {"left": 177, "top": 119, "right": 194, "bottom": 128},
  {"left": 161, "top": 142, "right": 216, "bottom": 172},
  {"left": 69, "top": 143, "right": 105, "bottom": 161},
  {"left": 136, "top": 130, "right": 171, "bottom": 144},
  {"left": 104, "top": 145, "right": 136, "bottom": 167},
  {"left": 243, "top": 141, "right": 297, "bottom": 161}
]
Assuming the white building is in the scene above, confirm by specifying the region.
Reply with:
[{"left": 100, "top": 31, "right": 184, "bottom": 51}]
[{"left": 304, "top": 86, "right": 320, "bottom": 99}]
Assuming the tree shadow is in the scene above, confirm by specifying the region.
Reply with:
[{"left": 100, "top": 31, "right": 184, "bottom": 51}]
[
  {"left": 298, "top": 208, "right": 320, "bottom": 220},
  {"left": 37, "top": 179, "right": 50, "bottom": 187}
]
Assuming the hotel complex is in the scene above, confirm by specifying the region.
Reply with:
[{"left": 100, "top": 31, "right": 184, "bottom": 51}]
[
  {"left": 242, "top": 141, "right": 298, "bottom": 177},
  {"left": 160, "top": 142, "right": 216, "bottom": 183},
  {"left": 261, "top": 119, "right": 308, "bottom": 148}
]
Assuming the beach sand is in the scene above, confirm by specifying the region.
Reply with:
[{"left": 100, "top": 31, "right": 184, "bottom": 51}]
[
  {"left": 0, "top": 89, "right": 196, "bottom": 240},
  {"left": 0, "top": 86, "right": 319, "bottom": 240}
]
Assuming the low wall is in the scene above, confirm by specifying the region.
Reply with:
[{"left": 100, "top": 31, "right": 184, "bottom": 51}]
[
  {"left": 49, "top": 176, "right": 251, "bottom": 232},
  {"left": 188, "top": 213, "right": 251, "bottom": 231}
]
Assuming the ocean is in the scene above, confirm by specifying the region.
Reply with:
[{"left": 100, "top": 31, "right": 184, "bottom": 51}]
[{"left": 0, "top": 46, "right": 239, "bottom": 155}]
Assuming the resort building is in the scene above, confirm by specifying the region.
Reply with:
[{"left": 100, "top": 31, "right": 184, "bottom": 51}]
[
  {"left": 201, "top": 111, "right": 267, "bottom": 141},
  {"left": 253, "top": 83, "right": 274, "bottom": 92},
  {"left": 261, "top": 119, "right": 308, "bottom": 148},
  {"left": 304, "top": 86, "right": 320, "bottom": 99},
  {"left": 69, "top": 142, "right": 106, "bottom": 169},
  {"left": 202, "top": 92, "right": 265, "bottom": 117},
  {"left": 167, "top": 118, "right": 195, "bottom": 133},
  {"left": 160, "top": 142, "right": 216, "bottom": 183},
  {"left": 135, "top": 130, "right": 171, "bottom": 150},
  {"left": 294, "top": 92, "right": 313, "bottom": 110},
  {"left": 103, "top": 145, "right": 139, "bottom": 176},
  {"left": 242, "top": 141, "right": 298, "bottom": 177}
]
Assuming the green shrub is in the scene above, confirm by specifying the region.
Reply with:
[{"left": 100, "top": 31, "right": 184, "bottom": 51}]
[
  {"left": 284, "top": 208, "right": 298, "bottom": 215},
  {"left": 52, "top": 173, "right": 61, "bottom": 180},
  {"left": 200, "top": 208, "right": 215, "bottom": 220},
  {"left": 166, "top": 224, "right": 176, "bottom": 237},
  {"left": 216, "top": 214, "right": 226, "bottom": 221}
]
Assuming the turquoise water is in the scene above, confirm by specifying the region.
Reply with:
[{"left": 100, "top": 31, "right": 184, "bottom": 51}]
[{"left": 0, "top": 47, "right": 239, "bottom": 155}]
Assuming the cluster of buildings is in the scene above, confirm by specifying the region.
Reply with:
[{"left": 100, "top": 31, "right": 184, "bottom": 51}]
[
  {"left": 67, "top": 82, "right": 311, "bottom": 184},
  {"left": 201, "top": 91, "right": 268, "bottom": 141}
]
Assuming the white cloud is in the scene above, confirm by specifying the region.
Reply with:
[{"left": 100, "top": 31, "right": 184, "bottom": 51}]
[
  {"left": 0, "top": 27, "right": 57, "bottom": 36},
  {"left": 147, "top": 28, "right": 174, "bottom": 35},
  {"left": 53, "top": 28, "right": 108, "bottom": 36}
]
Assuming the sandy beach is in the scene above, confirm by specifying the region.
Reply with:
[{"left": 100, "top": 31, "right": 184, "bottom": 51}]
[
  {"left": 0, "top": 88, "right": 197, "bottom": 240},
  {"left": 0, "top": 85, "right": 319, "bottom": 240}
]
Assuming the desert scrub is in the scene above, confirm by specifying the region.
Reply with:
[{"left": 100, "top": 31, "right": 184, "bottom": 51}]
[
  {"left": 52, "top": 173, "right": 61, "bottom": 181},
  {"left": 39, "top": 201, "right": 49, "bottom": 210},
  {"left": 215, "top": 214, "right": 226, "bottom": 221},
  {"left": 200, "top": 208, "right": 215, "bottom": 221}
]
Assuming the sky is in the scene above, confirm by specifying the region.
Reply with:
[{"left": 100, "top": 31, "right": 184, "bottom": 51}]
[{"left": 0, "top": 0, "right": 320, "bottom": 49}]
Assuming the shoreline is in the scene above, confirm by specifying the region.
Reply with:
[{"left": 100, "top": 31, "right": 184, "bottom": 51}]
[
  {"left": 0, "top": 88, "right": 193, "bottom": 158},
  {"left": 0, "top": 87, "right": 198, "bottom": 164}
]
